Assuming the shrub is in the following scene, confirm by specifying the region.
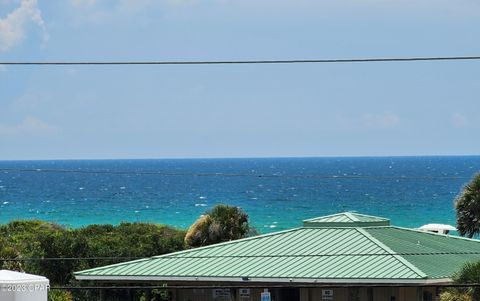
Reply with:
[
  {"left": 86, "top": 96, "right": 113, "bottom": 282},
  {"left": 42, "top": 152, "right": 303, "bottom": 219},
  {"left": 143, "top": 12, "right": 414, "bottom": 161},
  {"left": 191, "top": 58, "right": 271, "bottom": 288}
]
[{"left": 48, "top": 289, "right": 74, "bottom": 301}]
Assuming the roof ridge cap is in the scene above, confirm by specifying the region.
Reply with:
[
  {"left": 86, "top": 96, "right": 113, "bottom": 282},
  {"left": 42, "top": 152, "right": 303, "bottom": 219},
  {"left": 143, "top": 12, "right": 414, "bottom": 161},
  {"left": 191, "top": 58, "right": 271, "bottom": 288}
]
[
  {"left": 74, "top": 257, "right": 152, "bottom": 275},
  {"left": 76, "top": 228, "right": 304, "bottom": 275},
  {"left": 351, "top": 212, "right": 388, "bottom": 220},
  {"left": 303, "top": 212, "right": 341, "bottom": 222},
  {"left": 345, "top": 212, "right": 360, "bottom": 222},
  {"left": 155, "top": 227, "right": 303, "bottom": 258},
  {"left": 356, "top": 228, "right": 428, "bottom": 279}
]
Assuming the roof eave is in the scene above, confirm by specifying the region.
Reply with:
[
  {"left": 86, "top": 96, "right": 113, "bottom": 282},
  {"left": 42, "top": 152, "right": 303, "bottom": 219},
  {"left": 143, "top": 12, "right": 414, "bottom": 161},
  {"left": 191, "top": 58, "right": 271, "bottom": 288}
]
[{"left": 75, "top": 275, "right": 452, "bottom": 286}]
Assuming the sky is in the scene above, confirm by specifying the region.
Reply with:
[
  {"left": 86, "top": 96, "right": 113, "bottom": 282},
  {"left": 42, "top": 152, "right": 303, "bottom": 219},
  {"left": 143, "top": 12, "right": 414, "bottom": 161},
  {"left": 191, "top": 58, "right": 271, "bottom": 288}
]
[{"left": 0, "top": 0, "right": 479, "bottom": 160}]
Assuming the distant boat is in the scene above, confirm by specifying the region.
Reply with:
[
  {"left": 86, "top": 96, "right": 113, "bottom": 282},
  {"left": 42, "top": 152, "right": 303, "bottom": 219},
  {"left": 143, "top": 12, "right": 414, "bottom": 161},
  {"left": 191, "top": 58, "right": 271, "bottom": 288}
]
[{"left": 418, "top": 223, "right": 457, "bottom": 234}]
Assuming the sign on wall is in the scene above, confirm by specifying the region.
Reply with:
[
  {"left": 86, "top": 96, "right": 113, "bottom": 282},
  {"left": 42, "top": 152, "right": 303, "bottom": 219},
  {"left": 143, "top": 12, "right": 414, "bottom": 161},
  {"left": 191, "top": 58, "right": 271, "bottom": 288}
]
[
  {"left": 322, "top": 289, "right": 334, "bottom": 300},
  {"left": 213, "top": 288, "right": 231, "bottom": 298},
  {"left": 239, "top": 288, "right": 250, "bottom": 298}
]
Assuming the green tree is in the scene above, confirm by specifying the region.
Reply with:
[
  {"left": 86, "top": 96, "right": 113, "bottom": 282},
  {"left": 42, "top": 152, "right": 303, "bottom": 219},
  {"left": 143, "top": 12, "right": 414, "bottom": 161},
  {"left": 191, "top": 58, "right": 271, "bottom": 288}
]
[
  {"left": 185, "top": 204, "right": 250, "bottom": 248},
  {"left": 0, "top": 219, "right": 186, "bottom": 301},
  {"left": 0, "top": 236, "right": 23, "bottom": 271},
  {"left": 440, "top": 261, "right": 480, "bottom": 301},
  {"left": 29, "top": 229, "right": 89, "bottom": 284},
  {"left": 455, "top": 173, "right": 480, "bottom": 238}
]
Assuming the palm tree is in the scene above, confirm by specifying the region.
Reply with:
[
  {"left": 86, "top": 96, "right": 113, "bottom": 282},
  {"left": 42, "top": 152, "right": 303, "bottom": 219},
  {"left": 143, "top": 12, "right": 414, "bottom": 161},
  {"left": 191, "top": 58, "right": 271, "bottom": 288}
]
[
  {"left": 184, "top": 204, "right": 250, "bottom": 248},
  {"left": 455, "top": 173, "right": 480, "bottom": 238}
]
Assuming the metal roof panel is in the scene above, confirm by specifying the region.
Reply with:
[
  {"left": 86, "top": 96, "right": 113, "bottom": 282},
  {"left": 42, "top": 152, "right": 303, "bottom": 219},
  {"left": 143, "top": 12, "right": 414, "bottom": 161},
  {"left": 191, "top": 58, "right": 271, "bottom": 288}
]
[{"left": 75, "top": 214, "right": 480, "bottom": 283}]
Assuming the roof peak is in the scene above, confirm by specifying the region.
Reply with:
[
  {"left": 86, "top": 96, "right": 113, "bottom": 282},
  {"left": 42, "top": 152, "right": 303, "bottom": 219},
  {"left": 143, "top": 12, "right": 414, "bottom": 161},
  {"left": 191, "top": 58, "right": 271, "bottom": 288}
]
[{"left": 303, "top": 212, "right": 390, "bottom": 227}]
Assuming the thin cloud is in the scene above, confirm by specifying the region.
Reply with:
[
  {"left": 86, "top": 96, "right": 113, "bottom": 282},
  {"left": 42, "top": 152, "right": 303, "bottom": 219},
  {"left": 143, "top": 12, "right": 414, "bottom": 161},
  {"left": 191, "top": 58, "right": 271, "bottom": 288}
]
[
  {"left": 361, "top": 112, "right": 400, "bottom": 129},
  {"left": 334, "top": 112, "right": 400, "bottom": 132},
  {"left": 0, "top": 116, "right": 59, "bottom": 137},
  {"left": 67, "top": 0, "right": 157, "bottom": 24},
  {"left": 70, "top": 0, "right": 97, "bottom": 8},
  {"left": 65, "top": 0, "right": 480, "bottom": 26},
  {"left": 451, "top": 113, "right": 468, "bottom": 128},
  {"left": 0, "top": 0, "right": 47, "bottom": 52}
]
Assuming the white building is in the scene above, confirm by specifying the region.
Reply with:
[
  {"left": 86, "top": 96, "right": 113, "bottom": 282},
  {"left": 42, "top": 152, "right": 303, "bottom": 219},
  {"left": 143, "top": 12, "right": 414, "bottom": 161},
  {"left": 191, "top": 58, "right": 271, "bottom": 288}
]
[{"left": 0, "top": 270, "right": 49, "bottom": 301}]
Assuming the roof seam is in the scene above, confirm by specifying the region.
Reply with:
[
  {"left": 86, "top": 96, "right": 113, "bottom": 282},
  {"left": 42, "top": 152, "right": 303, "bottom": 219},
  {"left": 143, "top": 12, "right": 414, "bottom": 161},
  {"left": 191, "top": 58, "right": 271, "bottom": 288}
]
[
  {"left": 356, "top": 228, "right": 428, "bottom": 279},
  {"left": 152, "top": 227, "right": 303, "bottom": 259}
]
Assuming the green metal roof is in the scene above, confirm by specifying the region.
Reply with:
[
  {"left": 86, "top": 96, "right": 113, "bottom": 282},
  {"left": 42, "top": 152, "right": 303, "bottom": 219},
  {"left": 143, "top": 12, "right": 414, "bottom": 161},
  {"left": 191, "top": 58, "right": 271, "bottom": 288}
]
[
  {"left": 367, "top": 227, "right": 480, "bottom": 279},
  {"left": 75, "top": 213, "right": 480, "bottom": 284},
  {"left": 303, "top": 212, "right": 390, "bottom": 227}
]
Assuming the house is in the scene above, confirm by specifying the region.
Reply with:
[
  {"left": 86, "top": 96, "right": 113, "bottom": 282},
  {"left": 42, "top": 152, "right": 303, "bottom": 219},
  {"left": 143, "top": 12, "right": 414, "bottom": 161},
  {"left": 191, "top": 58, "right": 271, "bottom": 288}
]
[{"left": 75, "top": 212, "right": 480, "bottom": 301}]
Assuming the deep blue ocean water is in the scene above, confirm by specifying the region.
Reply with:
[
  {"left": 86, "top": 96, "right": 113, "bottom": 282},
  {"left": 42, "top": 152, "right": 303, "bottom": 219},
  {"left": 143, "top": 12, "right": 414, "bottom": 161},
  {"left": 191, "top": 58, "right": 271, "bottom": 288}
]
[{"left": 0, "top": 156, "right": 479, "bottom": 233}]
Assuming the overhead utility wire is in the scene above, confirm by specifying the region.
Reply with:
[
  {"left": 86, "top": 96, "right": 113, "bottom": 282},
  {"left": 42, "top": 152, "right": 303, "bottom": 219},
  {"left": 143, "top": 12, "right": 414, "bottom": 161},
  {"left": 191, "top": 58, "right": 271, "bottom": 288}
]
[
  {"left": 3, "top": 251, "right": 480, "bottom": 261},
  {"left": 0, "top": 168, "right": 470, "bottom": 179},
  {"left": 3, "top": 55, "right": 480, "bottom": 66},
  {"left": 0, "top": 257, "right": 143, "bottom": 261}
]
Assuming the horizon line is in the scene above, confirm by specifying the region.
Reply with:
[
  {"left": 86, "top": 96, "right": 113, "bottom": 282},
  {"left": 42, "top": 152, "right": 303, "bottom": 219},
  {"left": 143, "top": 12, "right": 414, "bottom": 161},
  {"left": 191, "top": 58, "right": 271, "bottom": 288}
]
[{"left": 1, "top": 154, "right": 479, "bottom": 162}]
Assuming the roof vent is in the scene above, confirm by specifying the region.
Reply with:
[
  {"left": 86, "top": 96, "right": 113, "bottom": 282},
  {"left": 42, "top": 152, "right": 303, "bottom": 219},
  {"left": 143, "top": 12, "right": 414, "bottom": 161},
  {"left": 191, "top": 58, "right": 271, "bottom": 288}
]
[{"left": 303, "top": 212, "right": 390, "bottom": 228}]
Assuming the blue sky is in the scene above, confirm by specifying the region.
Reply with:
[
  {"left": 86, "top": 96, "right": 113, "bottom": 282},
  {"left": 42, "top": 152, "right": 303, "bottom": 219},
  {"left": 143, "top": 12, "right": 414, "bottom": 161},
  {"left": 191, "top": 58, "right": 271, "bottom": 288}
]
[{"left": 0, "top": 0, "right": 479, "bottom": 160}]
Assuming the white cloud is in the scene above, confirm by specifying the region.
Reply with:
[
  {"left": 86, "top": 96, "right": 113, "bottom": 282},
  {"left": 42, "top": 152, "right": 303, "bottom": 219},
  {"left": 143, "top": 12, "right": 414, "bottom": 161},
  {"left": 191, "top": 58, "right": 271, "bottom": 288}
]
[
  {"left": 68, "top": 0, "right": 144, "bottom": 24},
  {"left": 361, "top": 112, "right": 400, "bottom": 128},
  {"left": 67, "top": 0, "right": 198, "bottom": 24},
  {"left": 0, "top": 116, "right": 59, "bottom": 137},
  {"left": 0, "top": 0, "right": 47, "bottom": 52},
  {"left": 451, "top": 112, "right": 468, "bottom": 128}
]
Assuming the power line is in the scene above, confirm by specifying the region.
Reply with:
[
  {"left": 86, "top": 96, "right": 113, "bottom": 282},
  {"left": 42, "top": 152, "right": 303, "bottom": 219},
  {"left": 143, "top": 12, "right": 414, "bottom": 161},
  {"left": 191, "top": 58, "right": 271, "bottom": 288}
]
[
  {"left": 2, "top": 55, "right": 480, "bottom": 66},
  {"left": 0, "top": 168, "right": 471, "bottom": 180},
  {"left": 0, "top": 257, "right": 143, "bottom": 261}
]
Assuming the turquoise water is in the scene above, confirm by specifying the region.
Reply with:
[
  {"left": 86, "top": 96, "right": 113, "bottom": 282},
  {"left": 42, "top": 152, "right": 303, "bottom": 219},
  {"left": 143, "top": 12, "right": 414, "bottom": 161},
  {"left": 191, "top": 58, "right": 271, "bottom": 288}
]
[{"left": 0, "top": 156, "right": 479, "bottom": 233}]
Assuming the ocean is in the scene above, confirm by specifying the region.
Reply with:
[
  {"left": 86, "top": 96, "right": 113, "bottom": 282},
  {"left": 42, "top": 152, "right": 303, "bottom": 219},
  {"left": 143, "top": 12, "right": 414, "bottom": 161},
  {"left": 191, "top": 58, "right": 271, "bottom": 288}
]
[{"left": 0, "top": 156, "right": 479, "bottom": 233}]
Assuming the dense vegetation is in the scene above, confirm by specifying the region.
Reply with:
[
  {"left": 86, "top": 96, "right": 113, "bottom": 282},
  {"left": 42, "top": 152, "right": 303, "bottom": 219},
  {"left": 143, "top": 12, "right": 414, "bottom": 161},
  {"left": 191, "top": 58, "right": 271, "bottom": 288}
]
[
  {"left": 0, "top": 220, "right": 186, "bottom": 300},
  {"left": 0, "top": 204, "right": 252, "bottom": 300}
]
